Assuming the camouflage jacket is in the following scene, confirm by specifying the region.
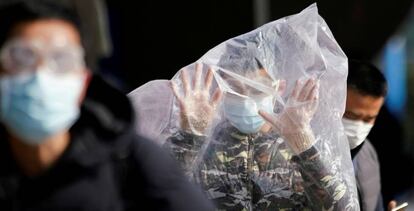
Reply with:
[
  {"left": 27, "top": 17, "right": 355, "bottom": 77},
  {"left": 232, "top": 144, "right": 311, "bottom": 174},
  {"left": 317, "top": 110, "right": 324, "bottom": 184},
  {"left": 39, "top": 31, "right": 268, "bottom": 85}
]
[{"left": 165, "top": 123, "right": 357, "bottom": 211}]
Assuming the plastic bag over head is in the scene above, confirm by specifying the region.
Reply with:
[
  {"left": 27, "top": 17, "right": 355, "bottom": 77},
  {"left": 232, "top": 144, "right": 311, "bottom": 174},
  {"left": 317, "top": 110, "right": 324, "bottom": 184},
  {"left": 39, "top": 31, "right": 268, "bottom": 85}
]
[{"left": 129, "top": 3, "right": 359, "bottom": 210}]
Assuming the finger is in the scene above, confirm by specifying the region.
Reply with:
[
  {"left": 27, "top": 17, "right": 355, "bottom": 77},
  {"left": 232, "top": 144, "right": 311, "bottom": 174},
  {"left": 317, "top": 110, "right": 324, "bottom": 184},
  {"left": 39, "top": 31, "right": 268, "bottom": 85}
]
[
  {"left": 388, "top": 200, "right": 397, "bottom": 211},
  {"left": 193, "top": 63, "right": 202, "bottom": 90},
  {"left": 205, "top": 67, "right": 214, "bottom": 91},
  {"left": 298, "top": 78, "right": 315, "bottom": 101},
  {"left": 259, "top": 110, "right": 274, "bottom": 123},
  {"left": 180, "top": 68, "right": 191, "bottom": 96},
  {"left": 211, "top": 88, "right": 223, "bottom": 106},
  {"left": 290, "top": 79, "right": 301, "bottom": 100},
  {"left": 305, "top": 80, "right": 319, "bottom": 101},
  {"left": 172, "top": 83, "right": 187, "bottom": 115},
  {"left": 258, "top": 110, "right": 280, "bottom": 132},
  {"left": 277, "top": 79, "right": 286, "bottom": 95},
  {"left": 171, "top": 81, "right": 184, "bottom": 105}
]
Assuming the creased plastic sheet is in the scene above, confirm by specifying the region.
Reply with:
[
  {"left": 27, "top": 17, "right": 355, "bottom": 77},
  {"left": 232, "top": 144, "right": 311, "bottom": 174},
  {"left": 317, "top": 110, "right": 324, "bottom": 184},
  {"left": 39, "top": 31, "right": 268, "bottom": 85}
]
[{"left": 129, "top": 3, "right": 359, "bottom": 210}]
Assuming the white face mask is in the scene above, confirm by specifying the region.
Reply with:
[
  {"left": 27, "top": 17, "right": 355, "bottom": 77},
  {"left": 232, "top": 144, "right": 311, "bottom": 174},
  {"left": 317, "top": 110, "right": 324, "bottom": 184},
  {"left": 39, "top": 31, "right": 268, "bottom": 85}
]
[{"left": 342, "top": 117, "right": 374, "bottom": 149}]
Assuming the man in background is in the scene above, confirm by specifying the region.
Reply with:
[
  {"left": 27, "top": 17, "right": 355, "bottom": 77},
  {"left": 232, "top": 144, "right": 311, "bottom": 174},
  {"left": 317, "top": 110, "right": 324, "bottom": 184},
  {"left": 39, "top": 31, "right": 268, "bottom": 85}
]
[{"left": 343, "top": 60, "right": 388, "bottom": 211}]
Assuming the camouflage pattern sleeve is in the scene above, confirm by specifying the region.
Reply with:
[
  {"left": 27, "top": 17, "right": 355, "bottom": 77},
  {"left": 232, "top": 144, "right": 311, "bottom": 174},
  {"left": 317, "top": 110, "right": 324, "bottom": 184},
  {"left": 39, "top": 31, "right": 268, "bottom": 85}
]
[
  {"left": 164, "top": 131, "right": 206, "bottom": 174},
  {"left": 293, "top": 145, "right": 358, "bottom": 211}
]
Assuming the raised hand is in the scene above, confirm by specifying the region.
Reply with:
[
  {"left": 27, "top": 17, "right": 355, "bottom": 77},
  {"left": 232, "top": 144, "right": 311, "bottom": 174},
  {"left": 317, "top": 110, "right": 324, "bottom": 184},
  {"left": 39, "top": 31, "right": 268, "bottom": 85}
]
[
  {"left": 171, "top": 63, "right": 222, "bottom": 135},
  {"left": 259, "top": 78, "right": 319, "bottom": 153}
]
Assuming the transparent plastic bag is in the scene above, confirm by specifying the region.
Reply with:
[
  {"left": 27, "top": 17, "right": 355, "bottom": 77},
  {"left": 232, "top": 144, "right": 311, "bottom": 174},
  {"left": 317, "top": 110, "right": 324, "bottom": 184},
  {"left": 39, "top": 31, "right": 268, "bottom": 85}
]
[{"left": 129, "top": 3, "right": 359, "bottom": 210}]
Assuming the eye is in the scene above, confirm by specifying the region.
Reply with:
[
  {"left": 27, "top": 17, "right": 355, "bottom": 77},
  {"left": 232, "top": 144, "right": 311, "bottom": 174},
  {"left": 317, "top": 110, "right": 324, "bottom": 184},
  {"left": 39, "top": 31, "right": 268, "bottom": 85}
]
[
  {"left": 363, "top": 117, "right": 376, "bottom": 123},
  {"left": 9, "top": 46, "right": 37, "bottom": 69},
  {"left": 343, "top": 111, "right": 359, "bottom": 120},
  {"left": 50, "top": 50, "right": 83, "bottom": 73}
]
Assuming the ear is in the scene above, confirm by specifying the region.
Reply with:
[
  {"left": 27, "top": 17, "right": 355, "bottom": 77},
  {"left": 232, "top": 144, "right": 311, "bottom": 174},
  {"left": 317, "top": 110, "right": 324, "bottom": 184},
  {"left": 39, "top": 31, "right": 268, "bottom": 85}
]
[{"left": 77, "top": 69, "right": 92, "bottom": 104}]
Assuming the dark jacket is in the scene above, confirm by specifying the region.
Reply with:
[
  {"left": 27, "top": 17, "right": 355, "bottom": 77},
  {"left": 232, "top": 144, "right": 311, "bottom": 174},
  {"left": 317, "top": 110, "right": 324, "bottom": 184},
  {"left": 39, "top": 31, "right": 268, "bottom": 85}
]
[
  {"left": 352, "top": 140, "right": 383, "bottom": 211},
  {"left": 0, "top": 75, "right": 214, "bottom": 211}
]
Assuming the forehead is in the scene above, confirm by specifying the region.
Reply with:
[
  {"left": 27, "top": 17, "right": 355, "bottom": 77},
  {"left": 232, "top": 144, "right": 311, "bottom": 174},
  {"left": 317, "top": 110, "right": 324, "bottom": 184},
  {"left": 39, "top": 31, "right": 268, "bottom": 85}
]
[
  {"left": 11, "top": 19, "right": 81, "bottom": 47},
  {"left": 224, "top": 74, "right": 274, "bottom": 97},
  {"left": 346, "top": 88, "right": 384, "bottom": 114}
]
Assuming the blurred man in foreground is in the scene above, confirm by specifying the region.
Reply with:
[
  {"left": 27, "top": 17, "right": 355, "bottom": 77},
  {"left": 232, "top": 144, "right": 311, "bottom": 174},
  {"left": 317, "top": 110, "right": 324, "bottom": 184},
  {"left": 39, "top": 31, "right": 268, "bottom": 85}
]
[{"left": 0, "top": 1, "right": 213, "bottom": 210}]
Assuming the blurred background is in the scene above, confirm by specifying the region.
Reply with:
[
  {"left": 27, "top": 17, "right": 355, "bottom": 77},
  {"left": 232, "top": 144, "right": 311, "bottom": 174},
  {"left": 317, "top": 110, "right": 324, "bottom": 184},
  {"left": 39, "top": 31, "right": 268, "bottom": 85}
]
[{"left": 2, "top": 0, "right": 414, "bottom": 208}]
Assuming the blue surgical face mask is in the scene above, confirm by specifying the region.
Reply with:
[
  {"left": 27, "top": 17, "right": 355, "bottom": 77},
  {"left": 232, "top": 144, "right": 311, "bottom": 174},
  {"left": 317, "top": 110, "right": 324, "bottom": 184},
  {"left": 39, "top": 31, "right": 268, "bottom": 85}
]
[
  {"left": 0, "top": 70, "right": 86, "bottom": 145},
  {"left": 223, "top": 95, "right": 274, "bottom": 134}
]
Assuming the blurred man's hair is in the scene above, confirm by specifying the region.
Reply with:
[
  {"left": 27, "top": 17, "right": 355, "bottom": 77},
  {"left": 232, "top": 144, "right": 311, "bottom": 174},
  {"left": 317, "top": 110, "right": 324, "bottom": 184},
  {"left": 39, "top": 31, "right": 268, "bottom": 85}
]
[
  {"left": 0, "top": 0, "right": 81, "bottom": 48},
  {"left": 347, "top": 59, "right": 388, "bottom": 98}
]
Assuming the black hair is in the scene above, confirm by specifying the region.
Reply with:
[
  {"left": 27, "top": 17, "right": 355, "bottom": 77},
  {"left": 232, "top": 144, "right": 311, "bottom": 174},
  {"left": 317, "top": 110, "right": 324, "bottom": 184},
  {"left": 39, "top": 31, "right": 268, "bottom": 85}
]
[
  {"left": 347, "top": 59, "right": 388, "bottom": 97},
  {"left": 0, "top": 0, "right": 81, "bottom": 48},
  {"left": 218, "top": 38, "right": 264, "bottom": 74}
]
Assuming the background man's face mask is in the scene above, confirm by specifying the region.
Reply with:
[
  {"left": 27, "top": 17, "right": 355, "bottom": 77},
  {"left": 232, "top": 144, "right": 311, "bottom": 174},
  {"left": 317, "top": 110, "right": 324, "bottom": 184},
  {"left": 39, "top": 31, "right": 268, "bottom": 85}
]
[
  {"left": 342, "top": 117, "right": 373, "bottom": 149},
  {"left": 224, "top": 95, "right": 274, "bottom": 134},
  {"left": 0, "top": 38, "right": 87, "bottom": 145}
]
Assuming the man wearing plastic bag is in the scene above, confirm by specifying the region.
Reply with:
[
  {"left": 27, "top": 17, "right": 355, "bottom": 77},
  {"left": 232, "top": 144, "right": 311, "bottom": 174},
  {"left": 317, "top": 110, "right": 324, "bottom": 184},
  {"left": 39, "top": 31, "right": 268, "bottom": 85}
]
[{"left": 130, "top": 4, "right": 359, "bottom": 211}]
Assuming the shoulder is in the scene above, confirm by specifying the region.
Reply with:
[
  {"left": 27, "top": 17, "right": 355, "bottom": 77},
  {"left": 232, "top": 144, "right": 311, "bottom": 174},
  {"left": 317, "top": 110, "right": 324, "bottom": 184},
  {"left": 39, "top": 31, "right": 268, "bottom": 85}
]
[
  {"left": 129, "top": 134, "right": 180, "bottom": 173},
  {"left": 357, "top": 140, "right": 379, "bottom": 162},
  {"left": 125, "top": 134, "right": 215, "bottom": 211},
  {"left": 353, "top": 140, "right": 381, "bottom": 177},
  {"left": 127, "top": 134, "right": 201, "bottom": 192}
]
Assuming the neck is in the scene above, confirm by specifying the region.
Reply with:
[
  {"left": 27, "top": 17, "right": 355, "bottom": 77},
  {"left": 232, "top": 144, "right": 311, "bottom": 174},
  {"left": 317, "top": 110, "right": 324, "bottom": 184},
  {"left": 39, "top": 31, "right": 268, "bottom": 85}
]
[{"left": 9, "top": 131, "right": 70, "bottom": 177}]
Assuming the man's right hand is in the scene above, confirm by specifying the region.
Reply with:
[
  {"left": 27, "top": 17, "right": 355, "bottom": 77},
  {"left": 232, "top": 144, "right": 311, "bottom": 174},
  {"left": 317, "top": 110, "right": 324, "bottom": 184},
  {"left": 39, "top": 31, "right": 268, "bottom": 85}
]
[
  {"left": 171, "top": 63, "right": 222, "bottom": 135},
  {"left": 388, "top": 200, "right": 409, "bottom": 211}
]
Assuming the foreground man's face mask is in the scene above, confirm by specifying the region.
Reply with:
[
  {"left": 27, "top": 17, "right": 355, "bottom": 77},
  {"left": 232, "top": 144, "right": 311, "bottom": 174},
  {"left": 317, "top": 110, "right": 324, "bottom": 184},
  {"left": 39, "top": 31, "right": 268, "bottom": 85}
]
[
  {"left": 342, "top": 117, "right": 373, "bottom": 149},
  {"left": 222, "top": 75, "right": 280, "bottom": 134},
  {"left": 0, "top": 38, "right": 87, "bottom": 145}
]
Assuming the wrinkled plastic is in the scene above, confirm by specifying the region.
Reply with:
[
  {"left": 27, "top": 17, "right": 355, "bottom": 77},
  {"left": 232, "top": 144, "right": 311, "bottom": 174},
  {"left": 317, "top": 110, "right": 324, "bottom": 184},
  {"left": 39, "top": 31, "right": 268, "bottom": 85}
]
[{"left": 129, "top": 3, "right": 359, "bottom": 210}]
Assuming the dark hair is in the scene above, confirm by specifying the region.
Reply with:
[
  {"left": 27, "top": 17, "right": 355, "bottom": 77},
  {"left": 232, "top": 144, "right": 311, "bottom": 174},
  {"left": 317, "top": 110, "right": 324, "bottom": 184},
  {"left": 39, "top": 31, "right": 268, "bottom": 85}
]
[
  {"left": 218, "top": 38, "right": 264, "bottom": 74},
  {"left": 347, "top": 59, "right": 388, "bottom": 97},
  {"left": 0, "top": 0, "right": 81, "bottom": 48}
]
